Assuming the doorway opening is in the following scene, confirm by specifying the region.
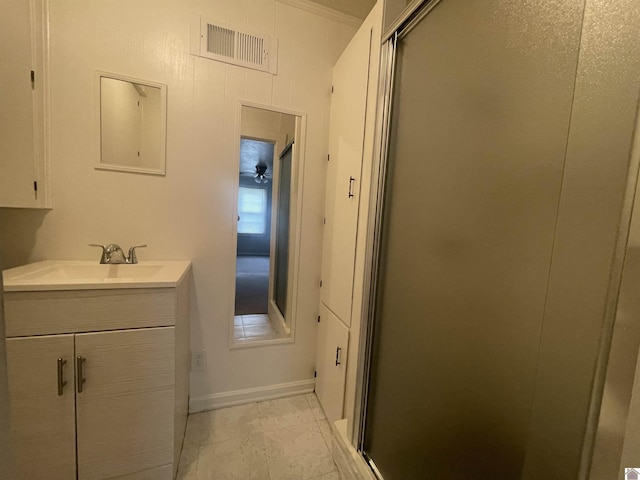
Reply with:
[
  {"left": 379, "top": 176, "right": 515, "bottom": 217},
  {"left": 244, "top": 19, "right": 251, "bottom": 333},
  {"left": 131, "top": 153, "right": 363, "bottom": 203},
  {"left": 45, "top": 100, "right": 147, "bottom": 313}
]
[{"left": 235, "top": 138, "right": 278, "bottom": 341}]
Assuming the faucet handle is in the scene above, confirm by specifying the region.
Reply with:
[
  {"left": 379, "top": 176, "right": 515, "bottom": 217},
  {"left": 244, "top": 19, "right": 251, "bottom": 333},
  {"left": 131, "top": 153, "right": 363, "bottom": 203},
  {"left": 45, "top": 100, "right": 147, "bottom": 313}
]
[
  {"left": 127, "top": 244, "right": 147, "bottom": 264},
  {"left": 89, "top": 244, "right": 109, "bottom": 264}
]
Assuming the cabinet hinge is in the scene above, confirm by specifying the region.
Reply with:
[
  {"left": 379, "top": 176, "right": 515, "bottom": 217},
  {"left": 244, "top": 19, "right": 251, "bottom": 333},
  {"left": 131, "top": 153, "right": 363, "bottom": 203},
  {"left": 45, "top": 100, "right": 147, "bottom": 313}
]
[
  {"left": 327, "top": 154, "right": 330, "bottom": 162},
  {"left": 30, "top": 70, "right": 35, "bottom": 89},
  {"left": 33, "top": 181, "right": 38, "bottom": 192},
  {"left": 319, "top": 280, "right": 323, "bottom": 287},
  {"left": 331, "top": 85, "right": 334, "bottom": 93},
  {"left": 323, "top": 217, "right": 326, "bottom": 225},
  {"left": 314, "top": 370, "right": 317, "bottom": 378},
  {"left": 317, "top": 315, "right": 321, "bottom": 323}
]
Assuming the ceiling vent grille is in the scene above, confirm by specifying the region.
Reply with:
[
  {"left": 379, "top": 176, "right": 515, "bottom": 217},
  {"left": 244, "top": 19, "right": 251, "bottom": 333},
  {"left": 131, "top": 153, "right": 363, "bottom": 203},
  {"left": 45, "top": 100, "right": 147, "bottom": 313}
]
[{"left": 197, "top": 18, "right": 277, "bottom": 74}]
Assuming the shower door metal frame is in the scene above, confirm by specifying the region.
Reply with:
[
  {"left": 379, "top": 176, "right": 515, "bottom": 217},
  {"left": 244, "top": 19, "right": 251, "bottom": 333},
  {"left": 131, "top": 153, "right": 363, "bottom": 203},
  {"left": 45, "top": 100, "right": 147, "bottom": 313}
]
[
  {"left": 351, "top": 34, "right": 395, "bottom": 478},
  {"left": 351, "top": 0, "right": 444, "bottom": 475}
]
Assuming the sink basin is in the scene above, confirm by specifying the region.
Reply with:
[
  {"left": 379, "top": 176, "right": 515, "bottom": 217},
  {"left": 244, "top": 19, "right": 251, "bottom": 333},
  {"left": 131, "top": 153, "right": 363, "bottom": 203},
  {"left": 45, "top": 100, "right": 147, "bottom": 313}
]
[
  {"left": 3, "top": 260, "right": 191, "bottom": 291},
  {"left": 13, "top": 264, "right": 163, "bottom": 281}
]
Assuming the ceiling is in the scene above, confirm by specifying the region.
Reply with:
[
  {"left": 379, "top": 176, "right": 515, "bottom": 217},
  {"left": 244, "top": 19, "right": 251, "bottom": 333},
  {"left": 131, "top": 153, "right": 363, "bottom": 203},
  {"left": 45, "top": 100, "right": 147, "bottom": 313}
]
[
  {"left": 307, "top": 0, "right": 376, "bottom": 19},
  {"left": 240, "top": 138, "right": 275, "bottom": 178}
]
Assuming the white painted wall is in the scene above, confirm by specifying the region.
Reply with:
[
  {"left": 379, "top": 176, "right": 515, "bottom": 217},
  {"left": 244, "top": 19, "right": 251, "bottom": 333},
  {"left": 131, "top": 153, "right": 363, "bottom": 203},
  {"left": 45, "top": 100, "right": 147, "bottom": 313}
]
[{"left": 0, "top": 0, "right": 357, "bottom": 407}]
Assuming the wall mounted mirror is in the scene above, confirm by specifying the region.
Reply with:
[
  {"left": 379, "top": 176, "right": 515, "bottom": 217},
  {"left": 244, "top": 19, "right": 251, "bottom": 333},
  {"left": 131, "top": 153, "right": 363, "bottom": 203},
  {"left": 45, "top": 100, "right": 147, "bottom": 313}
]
[
  {"left": 95, "top": 71, "right": 167, "bottom": 175},
  {"left": 231, "top": 103, "right": 306, "bottom": 347}
]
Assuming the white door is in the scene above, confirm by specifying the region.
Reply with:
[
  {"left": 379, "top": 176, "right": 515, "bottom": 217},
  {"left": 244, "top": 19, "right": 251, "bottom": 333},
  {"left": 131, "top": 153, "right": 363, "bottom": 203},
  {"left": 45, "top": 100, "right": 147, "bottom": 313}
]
[
  {"left": 6, "top": 335, "right": 76, "bottom": 479},
  {"left": 315, "top": 303, "right": 350, "bottom": 423},
  {"left": 320, "top": 23, "right": 374, "bottom": 326},
  {"left": 75, "top": 327, "right": 175, "bottom": 479}
]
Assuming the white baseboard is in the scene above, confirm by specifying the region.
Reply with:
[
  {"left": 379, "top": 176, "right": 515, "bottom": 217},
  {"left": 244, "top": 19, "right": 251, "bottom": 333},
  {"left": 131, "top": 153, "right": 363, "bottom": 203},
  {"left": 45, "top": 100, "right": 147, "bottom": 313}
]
[{"left": 189, "top": 378, "right": 315, "bottom": 413}]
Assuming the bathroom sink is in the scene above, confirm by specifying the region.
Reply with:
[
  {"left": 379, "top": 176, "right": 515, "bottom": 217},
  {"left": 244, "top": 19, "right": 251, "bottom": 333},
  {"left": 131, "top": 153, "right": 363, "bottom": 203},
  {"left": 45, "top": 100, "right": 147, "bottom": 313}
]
[
  {"left": 13, "top": 263, "right": 163, "bottom": 281},
  {"left": 3, "top": 260, "right": 191, "bottom": 291}
]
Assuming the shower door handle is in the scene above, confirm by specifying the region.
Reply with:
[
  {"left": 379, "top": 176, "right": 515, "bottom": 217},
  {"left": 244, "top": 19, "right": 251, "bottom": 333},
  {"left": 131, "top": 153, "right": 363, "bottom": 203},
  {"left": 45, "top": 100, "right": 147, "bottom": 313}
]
[
  {"left": 335, "top": 346, "right": 342, "bottom": 366},
  {"left": 348, "top": 177, "right": 355, "bottom": 198}
]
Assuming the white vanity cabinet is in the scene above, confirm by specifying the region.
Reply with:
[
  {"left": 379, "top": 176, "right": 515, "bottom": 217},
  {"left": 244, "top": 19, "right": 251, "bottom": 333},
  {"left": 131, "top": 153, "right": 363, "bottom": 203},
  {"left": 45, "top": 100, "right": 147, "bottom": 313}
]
[
  {"left": 3, "top": 262, "right": 191, "bottom": 480},
  {"left": 7, "top": 328, "right": 176, "bottom": 479}
]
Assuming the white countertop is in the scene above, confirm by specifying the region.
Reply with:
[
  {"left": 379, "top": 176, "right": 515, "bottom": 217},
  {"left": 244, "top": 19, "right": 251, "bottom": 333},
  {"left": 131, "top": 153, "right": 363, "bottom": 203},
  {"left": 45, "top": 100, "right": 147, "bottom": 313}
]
[{"left": 2, "top": 260, "right": 192, "bottom": 292}]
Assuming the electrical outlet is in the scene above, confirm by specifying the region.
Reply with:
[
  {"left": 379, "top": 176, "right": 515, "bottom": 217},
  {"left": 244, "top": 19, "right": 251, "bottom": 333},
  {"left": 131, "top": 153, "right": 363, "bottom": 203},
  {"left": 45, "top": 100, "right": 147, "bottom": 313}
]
[{"left": 192, "top": 350, "right": 207, "bottom": 371}]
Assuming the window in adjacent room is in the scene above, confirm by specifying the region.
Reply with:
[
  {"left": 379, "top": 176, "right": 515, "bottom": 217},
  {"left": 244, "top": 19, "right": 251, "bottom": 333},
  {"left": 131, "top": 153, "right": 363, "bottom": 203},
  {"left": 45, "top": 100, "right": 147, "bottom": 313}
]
[{"left": 237, "top": 186, "right": 267, "bottom": 235}]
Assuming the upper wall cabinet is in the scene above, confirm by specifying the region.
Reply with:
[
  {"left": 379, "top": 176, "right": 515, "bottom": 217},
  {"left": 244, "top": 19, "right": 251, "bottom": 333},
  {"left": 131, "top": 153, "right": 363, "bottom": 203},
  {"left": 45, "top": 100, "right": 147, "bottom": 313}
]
[{"left": 0, "top": 0, "right": 50, "bottom": 208}]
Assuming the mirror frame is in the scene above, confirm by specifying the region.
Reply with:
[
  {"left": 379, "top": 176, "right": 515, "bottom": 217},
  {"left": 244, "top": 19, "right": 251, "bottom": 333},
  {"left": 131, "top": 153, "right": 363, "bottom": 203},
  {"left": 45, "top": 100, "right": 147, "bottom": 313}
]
[
  {"left": 229, "top": 100, "right": 308, "bottom": 348},
  {"left": 94, "top": 70, "right": 167, "bottom": 176}
]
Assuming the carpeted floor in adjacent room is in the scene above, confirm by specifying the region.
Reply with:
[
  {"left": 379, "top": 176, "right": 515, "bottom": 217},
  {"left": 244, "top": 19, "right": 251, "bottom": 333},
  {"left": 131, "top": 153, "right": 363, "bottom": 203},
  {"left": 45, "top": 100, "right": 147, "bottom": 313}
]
[{"left": 235, "top": 255, "right": 269, "bottom": 315}]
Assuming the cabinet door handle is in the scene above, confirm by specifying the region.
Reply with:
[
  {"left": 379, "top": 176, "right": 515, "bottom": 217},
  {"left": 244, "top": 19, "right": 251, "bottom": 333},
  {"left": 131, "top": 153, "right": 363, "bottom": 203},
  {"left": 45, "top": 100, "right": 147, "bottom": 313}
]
[
  {"left": 76, "top": 356, "right": 86, "bottom": 393},
  {"left": 335, "top": 346, "right": 342, "bottom": 366},
  {"left": 57, "top": 358, "right": 67, "bottom": 396},
  {"left": 348, "top": 177, "right": 355, "bottom": 198}
]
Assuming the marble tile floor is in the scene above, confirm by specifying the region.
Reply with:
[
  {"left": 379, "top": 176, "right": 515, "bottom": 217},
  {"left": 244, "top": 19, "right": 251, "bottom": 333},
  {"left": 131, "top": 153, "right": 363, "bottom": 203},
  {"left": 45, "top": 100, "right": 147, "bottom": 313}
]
[
  {"left": 234, "top": 314, "right": 281, "bottom": 342},
  {"left": 177, "top": 393, "right": 341, "bottom": 480}
]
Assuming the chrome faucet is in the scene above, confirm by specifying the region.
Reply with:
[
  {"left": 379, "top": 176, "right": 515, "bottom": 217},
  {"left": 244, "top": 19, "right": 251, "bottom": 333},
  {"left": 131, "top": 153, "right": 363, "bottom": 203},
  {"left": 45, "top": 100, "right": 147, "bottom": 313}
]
[{"left": 89, "top": 244, "right": 147, "bottom": 264}]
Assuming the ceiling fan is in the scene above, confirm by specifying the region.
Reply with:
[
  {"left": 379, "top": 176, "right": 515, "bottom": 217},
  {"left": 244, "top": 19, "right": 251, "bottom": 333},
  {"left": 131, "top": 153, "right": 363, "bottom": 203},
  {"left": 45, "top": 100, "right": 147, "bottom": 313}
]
[{"left": 254, "top": 163, "right": 269, "bottom": 184}]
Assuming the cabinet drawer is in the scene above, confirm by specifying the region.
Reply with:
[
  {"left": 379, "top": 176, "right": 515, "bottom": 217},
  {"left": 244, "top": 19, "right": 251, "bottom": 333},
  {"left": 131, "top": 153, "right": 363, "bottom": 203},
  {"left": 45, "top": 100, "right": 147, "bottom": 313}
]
[{"left": 5, "top": 288, "right": 176, "bottom": 337}]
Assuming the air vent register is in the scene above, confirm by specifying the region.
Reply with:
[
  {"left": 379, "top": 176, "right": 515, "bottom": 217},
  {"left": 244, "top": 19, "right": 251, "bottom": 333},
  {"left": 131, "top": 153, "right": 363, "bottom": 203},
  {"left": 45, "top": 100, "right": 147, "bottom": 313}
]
[{"left": 195, "top": 17, "right": 278, "bottom": 74}]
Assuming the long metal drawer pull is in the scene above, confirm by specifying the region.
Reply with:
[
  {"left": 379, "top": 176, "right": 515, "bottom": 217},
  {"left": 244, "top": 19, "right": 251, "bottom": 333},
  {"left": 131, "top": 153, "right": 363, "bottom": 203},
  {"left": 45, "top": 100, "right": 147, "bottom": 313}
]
[
  {"left": 335, "top": 346, "right": 342, "bottom": 366},
  {"left": 348, "top": 177, "right": 355, "bottom": 198},
  {"left": 57, "top": 358, "right": 67, "bottom": 396},
  {"left": 76, "top": 356, "right": 86, "bottom": 393}
]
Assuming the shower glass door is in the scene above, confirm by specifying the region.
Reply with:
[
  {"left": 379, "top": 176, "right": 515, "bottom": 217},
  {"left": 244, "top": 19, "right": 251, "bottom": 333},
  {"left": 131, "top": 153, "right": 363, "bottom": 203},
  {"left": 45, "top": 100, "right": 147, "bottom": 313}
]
[
  {"left": 274, "top": 142, "right": 293, "bottom": 319},
  {"left": 362, "top": 0, "right": 586, "bottom": 478}
]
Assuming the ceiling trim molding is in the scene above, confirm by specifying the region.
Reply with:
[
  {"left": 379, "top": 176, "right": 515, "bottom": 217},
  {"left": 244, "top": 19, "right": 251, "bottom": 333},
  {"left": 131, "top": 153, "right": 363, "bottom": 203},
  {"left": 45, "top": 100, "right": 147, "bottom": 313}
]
[{"left": 277, "top": 0, "right": 363, "bottom": 28}]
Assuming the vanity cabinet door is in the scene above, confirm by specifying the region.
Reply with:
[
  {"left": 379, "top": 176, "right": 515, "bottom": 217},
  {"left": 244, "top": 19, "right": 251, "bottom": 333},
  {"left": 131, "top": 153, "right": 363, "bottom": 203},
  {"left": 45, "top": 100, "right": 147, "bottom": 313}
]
[
  {"left": 75, "top": 327, "right": 175, "bottom": 480},
  {"left": 6, "top": 335, "right": 76, "bottom": 480}
]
